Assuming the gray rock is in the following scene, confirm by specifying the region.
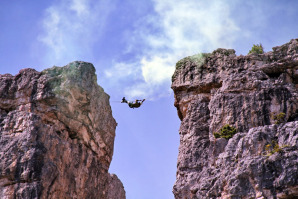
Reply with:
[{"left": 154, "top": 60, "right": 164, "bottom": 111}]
[
  {"left": 172, "top": 39, "right": 298, "bottom": 198},
  {"left": 0, "top": 61, "right": 125, "bottom": 199}
]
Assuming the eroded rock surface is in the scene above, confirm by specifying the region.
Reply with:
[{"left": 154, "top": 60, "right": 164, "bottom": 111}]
[
  {"left": 0, "top": 61, "right": 125, "bottom": 199},
  {"left": 172, "top": 39, "right": 298, "bottom": 198}
]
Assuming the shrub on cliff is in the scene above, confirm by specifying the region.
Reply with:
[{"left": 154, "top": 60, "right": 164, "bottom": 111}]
[
  {"left": 264, "top": 140, "right": 281, "bottom": 156},
  {"left": 213, "top": 124, "right": 237, "bottom": 139},
  {"left": 272, "top": 112, "right": 286, "bottom": 124},
  {"left": 264, "top": 140, "right": 289, "bottom": 157},
  {"left": 248, "top": 43, "right": 264, "bottom": 54},
  {"left": 175, "top": 53, "right": 210, "bottom": 70},
  {"left": 172, "top": 53, "right": 211, "bottom": 81}
]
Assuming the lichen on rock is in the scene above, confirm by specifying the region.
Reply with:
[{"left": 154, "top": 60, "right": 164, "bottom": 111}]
[
  {"left": 172, "top": 39, "right": 298, "bottom": 198},
  {"left": 0, "top": 61, "right": 125, "bottom": 199}
]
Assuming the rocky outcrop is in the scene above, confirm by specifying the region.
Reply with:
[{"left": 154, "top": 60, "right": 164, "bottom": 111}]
[
  {"left": 0, "top": 61, "right": 125, "bottom": 199},
  {"left": 172, "top": 39, "right": 298, "bottom": 198}
]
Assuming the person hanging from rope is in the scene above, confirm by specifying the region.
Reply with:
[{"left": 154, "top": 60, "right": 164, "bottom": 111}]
[{"left": 121, "top": 97, "right": 145, "bottom": 109}]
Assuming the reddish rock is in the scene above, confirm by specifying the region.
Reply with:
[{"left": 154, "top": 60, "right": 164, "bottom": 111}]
[
  {"left": 0, "top": 61, "right": 125, "bottom": 199},
  {"left": 172, "top": 39, "right": 298, "bottom": 198}
]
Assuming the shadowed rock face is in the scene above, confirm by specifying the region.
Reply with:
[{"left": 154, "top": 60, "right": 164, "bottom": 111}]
[
  {"left": 172, "top": 39, "right": 298, "bottom": 198},
  {"left": 0, "top": 61, "right": 125, "bottom": 199}
]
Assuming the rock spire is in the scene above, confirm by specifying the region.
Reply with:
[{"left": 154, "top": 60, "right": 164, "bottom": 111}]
[
  {"left": 0, "top": 61, "right": 125, "bottom": 199},
  {"left": 172, "top": 39, "right": 298, "bottom": 198}
]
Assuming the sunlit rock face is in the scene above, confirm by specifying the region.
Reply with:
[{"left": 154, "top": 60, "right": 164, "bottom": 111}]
[
  {"left": 172, "top": 39, "right": 298, "bottom": 199},
  {"left": 0, "top": 61, "right": 125, "bottom": 199}
]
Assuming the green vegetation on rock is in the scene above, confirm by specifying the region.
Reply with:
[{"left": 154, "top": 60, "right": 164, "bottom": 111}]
[
  {"left": 264, "top": 140, "right": 289, "bottom": 157},
  {"left": 213, "top": 124, "right": 237, "bottom": 139},
  {"left": 248, "top": 43, "right": 264, "bottom": 54},
  {"left": 175, "top": 53, "right": 210, "bottom": 70},
  {"left": 272, "top": 112, "right": 286, "bottom": 124},
  {"left": 264, "top": 140, "right": 281, "bottom": 156},
  {"left": 172, "top": 53, "right": 210, "bottom": 81},
  {"left": 42, "top": 61, "right": 97, "bottom": 95}
]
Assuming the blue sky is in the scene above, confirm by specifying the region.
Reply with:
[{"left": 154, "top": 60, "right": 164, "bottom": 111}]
[{"left": 0, "top": 0, "right": 297, "bottom": 198}]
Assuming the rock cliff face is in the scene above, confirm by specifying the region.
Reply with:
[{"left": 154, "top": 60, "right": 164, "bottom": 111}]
[
  {"left": 0, "top": 61, "right": 125, "bottom": 199},
  {"left": 172, "top": 39, "right": 298, "bottom": 198}
]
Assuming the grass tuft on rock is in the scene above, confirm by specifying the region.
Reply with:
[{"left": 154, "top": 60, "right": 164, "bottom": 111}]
[{"left": 272, "top": 112, "right": 286, "bottom": 124}]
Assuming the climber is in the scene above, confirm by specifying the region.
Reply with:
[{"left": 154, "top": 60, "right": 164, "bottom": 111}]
[{"left": 121, "top": 97, "right": 145, "bottom": 109}]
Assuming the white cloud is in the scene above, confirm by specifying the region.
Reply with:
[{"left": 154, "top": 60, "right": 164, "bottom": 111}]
[
  {"left": 108, "top": 0, "right": 241, "bottom": 99},
  {"left": 70, "top": 0, "right": 89, "bottom": 16},
  {"left": 104, "top": 62, "right": 141, "bottom": 80},
  {"left": 141, "top": 56, "right": 176, "bottom": 85},
  {"left": 38, "top": 0, "right": 112, "bottom": 66},
  {"left": 123, "top": 82, "right": 173, "bottom": 101}
]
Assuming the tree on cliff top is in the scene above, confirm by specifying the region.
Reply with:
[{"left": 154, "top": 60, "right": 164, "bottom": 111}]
[{"left": 248, "top": 43, "right": 264, "bottom": 54}]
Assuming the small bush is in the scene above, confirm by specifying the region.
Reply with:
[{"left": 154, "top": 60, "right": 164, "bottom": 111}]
[
  {"left": 248, "top": 43, "right": 264, "bottom": 54},
  {"left": 273, "top": 112, "right": 286, "bottom": 124},
  {"left": 264, "top": 140, "right": 282, "bottom": 156},
  {"left": 213, "top": 124, "right": 237, "bottom": 139}
]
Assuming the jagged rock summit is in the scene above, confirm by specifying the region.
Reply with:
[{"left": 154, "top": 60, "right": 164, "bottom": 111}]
[
  {"left": 172, "top": 39, "right": 298, "bottom": 198},
  {"left": 0, "top": 61, "right": 125, "bottom": 199}
]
